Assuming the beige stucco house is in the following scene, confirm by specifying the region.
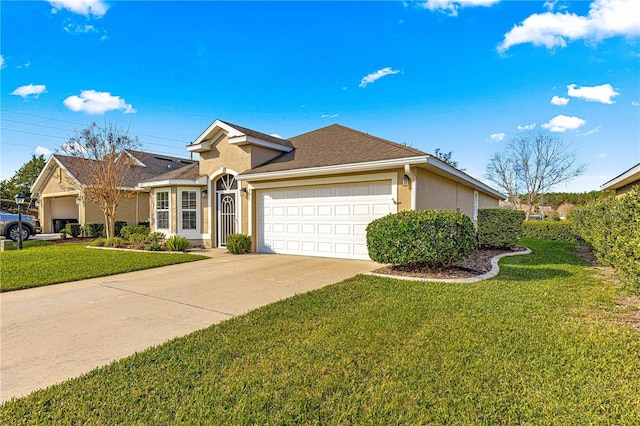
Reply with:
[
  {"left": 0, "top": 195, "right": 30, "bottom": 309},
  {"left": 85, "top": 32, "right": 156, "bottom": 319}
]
[
  {"left": 138, "top": 120, "right": 504, "bottom": 260},
  {"left": 601, "top": 162, "right": 640, "bottom": 196},
  {"left": 31, "top": 151, "right": 195, "bottom": 233}
]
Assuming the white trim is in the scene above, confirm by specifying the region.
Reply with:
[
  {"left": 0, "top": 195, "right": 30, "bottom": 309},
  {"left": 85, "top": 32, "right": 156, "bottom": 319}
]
[
  {"left": 138, "top": 179, "right": 200, "bottom": 189},
  {"left": 425, "top": 156, "right": 505, "bottom": 200},
  {"left": 188, "top": 120, "right": 292, "bottom": 153},
  {"left": 178, "top": 188, "right": 200, "bottom": 235},
  {"left": 473, "top": 190, "right": 479, "bottom": 221},
  {"left": 601, "top": 163, "right": 640, "bottom": 190},
  {"left": 120, "top": 150, "right": 146, "bottom": 167},
  {"left": 154, "top": 188, "right": 171, "bottom": 236},
  {"left": 404, "top": 164, "right": 417, "bottom": 210},
  {"left": 238, "top": 156, "right": 428, "bottom": 182},
  {"left": 40, "top": 191, "right": 80, "bottom": 198},
  {"left": 228, "top": 135, "right": 293, "bottom": 152},
  {"left": 31, "top": 156, "right": 84, "bottom": 193}
]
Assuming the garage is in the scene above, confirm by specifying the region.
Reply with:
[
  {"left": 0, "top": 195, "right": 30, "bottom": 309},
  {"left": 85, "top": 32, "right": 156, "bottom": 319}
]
[{"left": 257, "top": 181, "right": 395, "bottom": 260}]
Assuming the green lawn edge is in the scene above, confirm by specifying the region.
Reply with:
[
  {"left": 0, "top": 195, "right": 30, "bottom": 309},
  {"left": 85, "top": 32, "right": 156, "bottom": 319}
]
[
  {"left": 2, "top": 238, "right": 639, "bottom": 424},
  {"left": 0, "top": 241, "right": 208, "bottom": 292}
]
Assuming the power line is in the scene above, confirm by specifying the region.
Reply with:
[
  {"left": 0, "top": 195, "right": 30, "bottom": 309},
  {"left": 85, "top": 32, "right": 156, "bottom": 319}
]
[{"left": 1, "top": 109, "right": 191, "bottom": 144}]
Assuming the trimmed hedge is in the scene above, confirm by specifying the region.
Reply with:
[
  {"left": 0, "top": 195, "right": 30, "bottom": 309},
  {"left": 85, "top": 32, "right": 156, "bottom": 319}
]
[
  {"left": 65, "top": 223, "right": 82, "bottom": 237},
  {"left": 521, "top": 221, "right": 580, "bottom": 242},
  {"left": 114, "top": 221, "right": 128, "bottom": 238},
  {"left": 226, "top": 234, "right": 252, "bottom": 254},
  {"left": 120, "top": 224, "right": 150, "bottom": 240},
  {"left": 571, "top": 187, "right": 640, "bottom": 292},
  {"left": 477, "top": 209, "right": 525, "bottom": 249},
  {"left": 84, "top": 222, "right": 105, "bottom": 238},
  {"left": 366, "top": 210, "right": 476, "bottom": 267}
]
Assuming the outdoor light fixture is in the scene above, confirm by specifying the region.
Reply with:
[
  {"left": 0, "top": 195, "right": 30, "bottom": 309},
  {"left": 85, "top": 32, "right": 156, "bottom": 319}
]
[
  {"left": 14, "top": 193, "right": 26, "bottom": 250},
  {"left": 402, "top": 174, "right": 410, "bottom": 187},
  {"left": 201, "top": 189, "right": 208, "bottom": 198},
  {"left": 75, "top": 195, "right": 83, "bottom": 205}
]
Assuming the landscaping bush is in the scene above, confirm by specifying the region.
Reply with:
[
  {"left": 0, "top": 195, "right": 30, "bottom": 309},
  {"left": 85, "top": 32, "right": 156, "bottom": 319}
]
[
  {"left": 84, "top": 222, "right": 105, "bottom": 238},
  {"left": 366, "top": 210, "right": 476, "bottom": 267},
  {"left": 521, "top": 221, "right": 580, "bottom": 242},
  {"left": 166, "top": 235, "right": 190, "bottom": 251},
  {"left": 103, "top": 237, "right": 126, "bottom": 248},
  {"left": 90, "top": 238, "right": 106, "bottom": 247},
  {"left": 477, "top": 209, "right": 525, "bottom": 249},
  {"left": 120, "top": 224, "right": 150, "bottom": 240},
  {"left": 65, "top": 223, "right": 82, "bottom": 238},
  {"left": 226, "top": 234, "right": 252, "bottom": 254},
  {"left": 571, "top": 187, "right": 640, "bottom": 292},
  {"left": 114, "top": 221, "right": 128, "bottom": 237}
]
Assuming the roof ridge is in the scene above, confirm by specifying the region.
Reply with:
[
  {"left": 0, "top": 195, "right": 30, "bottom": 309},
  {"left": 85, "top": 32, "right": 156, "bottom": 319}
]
[
  {"left": 219, "top": 120, "right": 294, "bottom": 146},
  {"left": 291, "top": 124, "right": 427, "bottom": 157}
]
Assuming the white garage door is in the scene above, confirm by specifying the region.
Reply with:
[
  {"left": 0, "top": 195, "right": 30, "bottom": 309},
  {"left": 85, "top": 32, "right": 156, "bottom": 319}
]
[{"left": 257, "top": 181, "right": 395, "bottom": 260}]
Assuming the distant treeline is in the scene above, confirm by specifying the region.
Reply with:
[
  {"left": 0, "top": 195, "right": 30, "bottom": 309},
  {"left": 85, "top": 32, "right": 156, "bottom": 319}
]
[{"left": 537, "top": 190, "right": 615, "bottom": 209}]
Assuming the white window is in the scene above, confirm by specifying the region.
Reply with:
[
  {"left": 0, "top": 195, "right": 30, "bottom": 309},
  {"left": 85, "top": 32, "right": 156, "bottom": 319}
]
[
  {"left": 179, "top": 189, "right": 199, "bottom": 233},
  {"left": 155, "top": 190, "right": 170, "bottom": 231}
]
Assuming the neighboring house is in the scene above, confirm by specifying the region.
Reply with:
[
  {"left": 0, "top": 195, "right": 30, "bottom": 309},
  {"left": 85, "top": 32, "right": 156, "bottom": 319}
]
[
  {"left": 601, "top": 162, "right": 640, "bottom": 196},
  {"left": 31, "top": 150, "right": 195, "bottom": 233},
  {"left": 138, "top": 120, "right": 504, "bottom": 260}
]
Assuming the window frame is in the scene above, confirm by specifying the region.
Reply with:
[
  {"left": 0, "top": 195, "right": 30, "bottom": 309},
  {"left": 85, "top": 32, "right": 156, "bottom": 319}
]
[
  {"left": 178, "top": 188, "right": 200, "bottom": 234},
  {"left": 155, "top": 188, "right": 171, "bottom": 232}
]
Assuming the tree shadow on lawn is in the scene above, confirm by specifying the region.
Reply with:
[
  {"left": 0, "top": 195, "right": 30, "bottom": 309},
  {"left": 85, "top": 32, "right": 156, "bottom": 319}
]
[{"left": 495, "top": 264, "right": 574, "bottom": 281}]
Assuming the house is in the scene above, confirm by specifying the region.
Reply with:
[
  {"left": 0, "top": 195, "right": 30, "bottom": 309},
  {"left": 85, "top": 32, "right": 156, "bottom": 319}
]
[
  {"left": 31, "top": 151, "right": 196, "bottom": 233},
  {"left": 138, "top": 120, "right": 504, "bottom": 260},
  {"left": 601, "top": 162, "right": 640, "bottom": 196}
]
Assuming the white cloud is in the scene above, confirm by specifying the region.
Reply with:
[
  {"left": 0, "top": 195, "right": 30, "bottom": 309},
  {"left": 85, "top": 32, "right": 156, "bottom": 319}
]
[
  {"left": 632, "top": 100, "right": 639, "bottom": 106},
  {"left": 11, "top": 84, "right": 47, "bottom": 99},
  {"left": 598, "top": 152, "right": 606, "bottom": 158},
  {"left": 270, "top": 133, "right": 282, "bottom": 139},
  {"left": 422, "top": 0, "right": 500, "bottom": 17},
  {"left": 517, "top": 123, "right": 536, "bottom": 130},
  {"left": 567, "top": 83, "right": 619, "bottom": 104},
  {"left": 63, "top": 90, "right": 137, "bottom": 114},
  {"left": 359, "top": 67, "right": 400, "bottom": 88},
  {"left": 582, "top": 126, "right": 601, "bottom": 136},
  {"left": 0, "top": 54, "right": 5, "bottom": 69},
  {"left": 34, "top": 146, "right": 52, "bottom": 157},
  {"left": 64, "top": 22, "right": 97, "bottom": 35},
  {"left": 48, "top": 0, "right": 108, "bottom": 17},
  {"left": 490, "top": 132, "right": 506, "bottom": 141},
  {"left": 542, "top": 115, "right": 586, "bottom": 132},
  {"left": 498, "top": 0, "right": 640, "bottom": 52},
  {"left": 551, "top": 95, "right": 570, "bottom": 105},
  {"left": 321, "top": 113, "right": 339, "bottom": 119},
  {"left": 17, "top": 61, "right": 31, "bottom": 69}
]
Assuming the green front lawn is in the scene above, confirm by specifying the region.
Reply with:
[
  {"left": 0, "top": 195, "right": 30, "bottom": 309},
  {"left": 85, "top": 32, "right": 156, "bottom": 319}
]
[
  {"left": 0, "top": 241, "right": 207, "bottom": 292},
  {"left": 2, "top": 239, "right": 639, "bottom": 424}
]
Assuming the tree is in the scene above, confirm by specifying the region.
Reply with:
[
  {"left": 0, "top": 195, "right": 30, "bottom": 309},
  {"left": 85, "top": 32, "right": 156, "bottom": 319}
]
[
  {"left": 0, "top": 154, "right": 47, "bottom": 209},
  {"left": 434, "top": 148, "right": 465, "bottom": 171},
  {"left": 485, "top": 132, "right": 586, "bottom": 220},
  {"left": 60, "top": 123, "right": 140, "bottom": 238}
]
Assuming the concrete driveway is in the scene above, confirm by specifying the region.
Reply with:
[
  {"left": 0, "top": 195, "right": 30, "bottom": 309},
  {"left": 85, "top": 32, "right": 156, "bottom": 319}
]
[{"left": 0, "top": 250, "right": 376, "bottom": 403}]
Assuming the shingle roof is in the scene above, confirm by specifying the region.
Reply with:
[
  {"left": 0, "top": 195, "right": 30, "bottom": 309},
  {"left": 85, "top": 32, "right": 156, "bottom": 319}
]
[
  {"left": 218, "top": 120, "right": 295, "bottom": 149},
  {"left": 241, "top": 124, "right": 427, "bottom": 175},
  {"left": 139, "top": 161, "right": 202, "bottom": 182},
  {"left": 54, "top": 150, "right": 196, "bottom": 188}
]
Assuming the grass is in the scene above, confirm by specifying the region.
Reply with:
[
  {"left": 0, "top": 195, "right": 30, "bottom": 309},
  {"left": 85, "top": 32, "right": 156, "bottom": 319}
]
[
  {"left": 2, "top": 238, "right": 639, "bottom": 424},
  {"left": 0, "top": 241, "right": 207, "bottom": 292}
]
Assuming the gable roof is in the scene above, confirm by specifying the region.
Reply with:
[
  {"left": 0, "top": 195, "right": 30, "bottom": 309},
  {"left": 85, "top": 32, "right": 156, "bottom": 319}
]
[
  {"left": 241, "top": 124, "right": 428, "bottom": 175},
  {"left": 187, "top": 119, "right": 293, "bottom": 153},
  {"left": 137, "top": 161, "right": 205, "bottom": 186},
  {"left": 601, "top": 162, "right": 640, "bottom": 191},
  {"left": 31, "top": 151, "right": 196, "bottom": 194}
]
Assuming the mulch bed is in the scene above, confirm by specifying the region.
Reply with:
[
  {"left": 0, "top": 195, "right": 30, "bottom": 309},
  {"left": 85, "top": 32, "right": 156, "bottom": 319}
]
[
  {"left": 373, "top": 247, "right": 528, "bottom": 280},
  {"left": 49, "top": 237, "right": 96, "bottom": 244}
]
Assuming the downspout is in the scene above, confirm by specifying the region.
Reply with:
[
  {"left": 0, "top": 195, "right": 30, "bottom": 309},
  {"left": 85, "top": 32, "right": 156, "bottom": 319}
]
[{"left": 404, "top": 164, "right": 417, "bottom": 210}]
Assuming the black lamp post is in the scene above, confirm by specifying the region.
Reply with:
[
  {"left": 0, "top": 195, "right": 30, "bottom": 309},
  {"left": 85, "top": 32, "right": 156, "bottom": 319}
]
[{"left": 15, "top": 194, "right": 26, "bottom": 250}]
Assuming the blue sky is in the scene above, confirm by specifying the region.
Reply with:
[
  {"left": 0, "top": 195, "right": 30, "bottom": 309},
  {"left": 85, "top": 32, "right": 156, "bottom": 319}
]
[{"left": 2, "top": 0, "right": 639, "bottom": 193}]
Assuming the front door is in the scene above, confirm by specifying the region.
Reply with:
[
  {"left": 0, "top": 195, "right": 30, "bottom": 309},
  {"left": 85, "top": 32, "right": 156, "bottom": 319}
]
[{"left": 215, "top": 174, "right": 238, "bottom": 247}]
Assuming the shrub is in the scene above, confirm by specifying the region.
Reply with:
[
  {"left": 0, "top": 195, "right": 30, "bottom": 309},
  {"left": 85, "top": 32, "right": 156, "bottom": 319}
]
[
  {"left": 114, "top": 221, "right": 128, "bottom": 237},
  {"left": 90, "top": 238, "right": 106, "bottom": 247},
  {"left": 226, "top": 234, "right": 252, "bottom": 254},
  {"left": 147, "top": 232, "right": 166, "bottom": 244},
  {"left": 84, "top": 222, "right": 105, "bottom": 238},
  {"left": 366, "top": 210, "right": 476, "bottom": 268},
  {"left": 166, "top": 235, "right": 190, "bottom": 251},
  {"left": 477, "top": 209, "right": 525, "bottom": 249},
  {"left": 65, "top": 223, "right": 82, "bottom": 237},
  {"left": 571, "top": 187, "right": 640, "bottom": 292},
  {"left": 103, "top": 237, "right": 126, "bottom": 248},
  {"left": 521, "top": 221, "right": 580, "bottom": 242},
  {"left": 121, "top": 224, "right": 150, "bottom": 240}
]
